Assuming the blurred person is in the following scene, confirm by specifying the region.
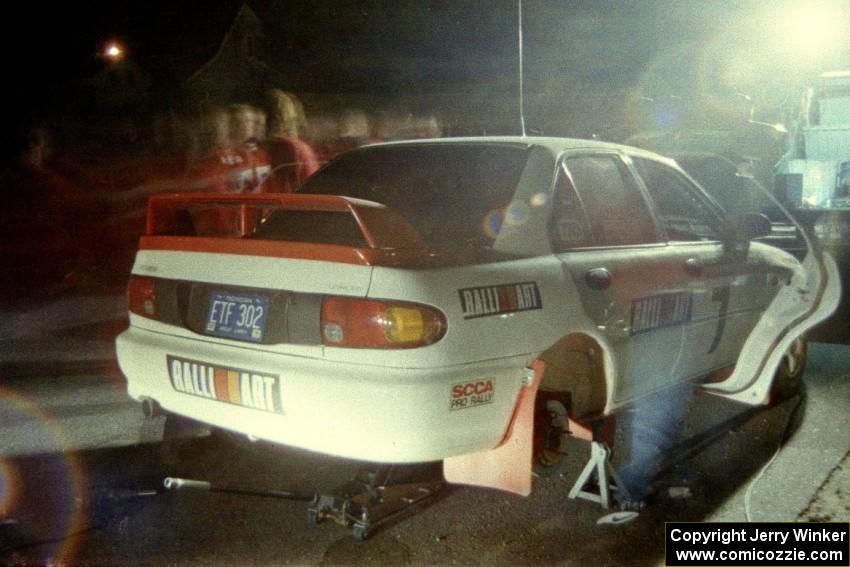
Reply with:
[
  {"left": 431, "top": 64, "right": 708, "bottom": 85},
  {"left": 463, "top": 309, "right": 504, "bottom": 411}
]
[
  {"left": 628, "top": 92, "right": 786, "bottom": 197},
  {"left": 374, "top": 110, "right": 406, "bottom": 142},
  {"left": 0, "top": 123, "right": 92, "bottom": 296},
  {"left": 338, "top": 108, "right": 372, "bottom": 143},
  {"left": 305, "top": 113, "right": 338, "bottom": 147},
  {"left": 652, "top": 95, "right": 686, "bottom": 131},
  {"left": 229, "top": 103, "right": 273, "bottom": 193},
  {"left": 316, "top": 108, "right": 379, "bottom": 163},
  {"left": 723, "top": 93, "right": 788, "bottom": 194},
  {"left": 615, "top": 383, "right": 694, "bottom": 511},
  {"left": 184, "top": 105, "right": 243, "bottom": 193},
  {"left": 414, "top": 115, "right": 442, "bottom": 139},
  {"left": 208, "top": 106, "right": 232, "bottom": 151},
  {"left": 263, "top": 89, "right": 319, "bottom": 193},
  {"left": 181, "top": 105, "right": 270, "bottom": 236},
  {"left": 252, "top": 107, "right": 267, "bottom": 143},
  {"left": 186, "top": 104, "right": 271, "bottom": 195},
  {"left": 228, "top": 103, "right": 257, "bottom": 145},
  {"left": 386, "top": 112, "right": 442, "bottom": 141}
]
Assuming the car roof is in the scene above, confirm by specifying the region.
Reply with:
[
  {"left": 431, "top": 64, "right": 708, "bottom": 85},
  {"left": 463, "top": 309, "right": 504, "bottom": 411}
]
[{"left": 363, "top": 135, "right": 670, "bottom": 162}]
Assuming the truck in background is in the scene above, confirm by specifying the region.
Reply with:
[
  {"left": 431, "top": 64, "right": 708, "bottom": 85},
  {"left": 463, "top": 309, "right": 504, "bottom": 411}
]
[
  {"left": 776, "top": 71, "right": 850, "bottom": 211},
  {"left": 776, "top": 71, "right": 850, "bottom": 343}
]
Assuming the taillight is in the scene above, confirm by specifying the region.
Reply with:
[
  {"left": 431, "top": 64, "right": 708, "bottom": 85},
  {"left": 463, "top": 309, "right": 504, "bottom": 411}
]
[
  {"left": 127, "top": 275, "right": 158, "bottom": 319},
  {"left": 321, "top": 297, "right": 446, "bottom": 348}
]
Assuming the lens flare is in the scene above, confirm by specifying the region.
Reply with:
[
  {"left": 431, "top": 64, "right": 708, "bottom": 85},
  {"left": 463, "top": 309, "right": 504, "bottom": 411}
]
[
  {"left": 482, "top": 208, "right": 505, "bottom": 239},
  {"left": 529, "top": 192, "right": 548, "bottom": 207},
  {"left": 0, "top": 386, "right": 87, "bottom": 564},
  {"left": 482, "top": 197, "right": 542, "bottom": 240},
  {"left": 504, "top": 200, "right": 530, "bottom": 226},
  {"left": 778, "top": 2, "right": 845, "bottom": 60}
]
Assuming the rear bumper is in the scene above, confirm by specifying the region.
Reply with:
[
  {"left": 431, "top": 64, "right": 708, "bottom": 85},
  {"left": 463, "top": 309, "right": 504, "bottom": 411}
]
[{"left": 116, "top": 326, "right": 526, "bottom": 462}]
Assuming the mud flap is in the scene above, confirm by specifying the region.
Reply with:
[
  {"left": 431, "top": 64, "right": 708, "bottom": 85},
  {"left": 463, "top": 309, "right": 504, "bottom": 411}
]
[
  {"left": 701, "top": 251, "right": 840, "bottom": 405},
  {"left": 442, "top": 360, "right": 544, "bottom": 496}
]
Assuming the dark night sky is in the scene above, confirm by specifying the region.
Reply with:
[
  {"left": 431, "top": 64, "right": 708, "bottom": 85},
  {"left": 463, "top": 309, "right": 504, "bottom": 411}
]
[
  {"left": 0, "top": 2, "right": 716, "bottom": 88},
  {"left": 6, "top": 1, "right": 240, "bottom": 102},
  {"left": 6, "top": 1, "right": 850, "bottom": 132},
  {"left": 6, "top": 2, "right": 845, "bottom": 90}
]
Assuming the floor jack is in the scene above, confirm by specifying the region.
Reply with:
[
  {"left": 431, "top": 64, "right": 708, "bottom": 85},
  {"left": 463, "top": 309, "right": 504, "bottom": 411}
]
[{"left": 163, "top": 464, "right": 444, "bottom": 540}]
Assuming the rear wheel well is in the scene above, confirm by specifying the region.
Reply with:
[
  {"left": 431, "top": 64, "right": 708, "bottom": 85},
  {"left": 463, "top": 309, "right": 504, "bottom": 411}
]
[
  {"left": 536, "top": 334, "right": 608, "bottom": 420},
  {"left": 531, "top": 334, "right": 609, "bottom": 477}
]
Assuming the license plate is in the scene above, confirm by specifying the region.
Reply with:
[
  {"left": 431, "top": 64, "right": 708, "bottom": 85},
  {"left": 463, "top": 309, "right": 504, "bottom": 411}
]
[
  {"left": 205, "top": 291, "right": 269, "bottom": 342},
  {"left": 167, "top": 355, "right": 282, "bottom": 413}
]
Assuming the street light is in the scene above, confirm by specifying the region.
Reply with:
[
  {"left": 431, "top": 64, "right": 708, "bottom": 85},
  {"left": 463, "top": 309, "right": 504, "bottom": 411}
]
[{"left": 102, "top": 40, "right": 125, "bottom": 63}]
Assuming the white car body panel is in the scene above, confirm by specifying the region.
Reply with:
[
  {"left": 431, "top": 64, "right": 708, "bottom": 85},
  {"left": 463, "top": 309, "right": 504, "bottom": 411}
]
[
  {"left": 118, "top": 320, "right": 529, "bottom": 462},
  {"left": 133, "top": 249, "right": 372, "bottom": 297},
  {"left": 115, "top": 137, "right": 838, "bottom": 469}
]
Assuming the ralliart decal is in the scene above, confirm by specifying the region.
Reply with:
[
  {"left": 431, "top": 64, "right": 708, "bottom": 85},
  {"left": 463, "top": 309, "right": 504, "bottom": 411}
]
[
  {"left": 458, "top": 282, "right": 542, "bottom": 319},
  {"left": 166, "top": 355, "right": 282, "bottom": 414},
  {"left": 630, "top": 292, "right": 693, "bottom": 335}
]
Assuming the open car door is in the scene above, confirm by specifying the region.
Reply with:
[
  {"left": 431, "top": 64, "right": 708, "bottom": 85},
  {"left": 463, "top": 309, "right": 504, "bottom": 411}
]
[{"left": 700, "top": 211, "right": 840, "bottom": 406}]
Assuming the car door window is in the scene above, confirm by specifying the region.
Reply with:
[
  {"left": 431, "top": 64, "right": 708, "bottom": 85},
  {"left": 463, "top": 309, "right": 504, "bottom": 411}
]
[
  {"left": 633, "top": 157, "right": 725, "bottom": 242},
  {"left": 562, "top": 155, "right": 659, "bottom": 246},
  {"left": 551, "top": 165, "right": 593, "bottom": 250}
]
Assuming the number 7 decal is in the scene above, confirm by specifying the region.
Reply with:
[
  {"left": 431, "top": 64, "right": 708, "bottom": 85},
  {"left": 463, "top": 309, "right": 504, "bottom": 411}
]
[{"left": 708, "top": 285, "right": 730, "bottom": 354}]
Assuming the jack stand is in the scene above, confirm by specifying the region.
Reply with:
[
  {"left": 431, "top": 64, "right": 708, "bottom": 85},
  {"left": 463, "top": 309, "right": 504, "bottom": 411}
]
[
  {"left": 308, "top": 464, "right": 444, "bottom": 540},
  {"left": 568, "top": 441, "right": 630, "bottom": 509}
]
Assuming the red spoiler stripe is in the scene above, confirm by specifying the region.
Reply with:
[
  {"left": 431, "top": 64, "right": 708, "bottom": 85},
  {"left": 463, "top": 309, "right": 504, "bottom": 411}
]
[
  {"left": 140, "top": 236, "right": 376, "bottom": 266},
  {"left": 147, "top": 192, "right": 365, "bottom": 208},
  {"left": 140, "top": 236, "right": 440, "bottom": 267}
]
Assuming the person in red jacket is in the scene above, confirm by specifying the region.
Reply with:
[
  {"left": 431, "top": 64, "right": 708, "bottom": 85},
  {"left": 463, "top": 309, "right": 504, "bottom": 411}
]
[
  {"left": 228, "top": 103, "right": 274, "bottom": 194},
  {"left": 263, "top": 90, "right": 319, "bottom": 193},
  {"left": 185, "top": 104, "right": 273, "bottom": 195},
  {"left": 184, "top": 106, "right": 242, "bottom": 193},
  {"left": 0, "top": 124, "right": 89, "bottom": 295},
  {"left": 184, "top": 104, "right": 273, "bottom": 235}
]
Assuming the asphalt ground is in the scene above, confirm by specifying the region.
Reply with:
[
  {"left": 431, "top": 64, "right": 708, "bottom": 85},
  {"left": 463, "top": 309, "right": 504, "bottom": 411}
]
[{"left": 0, "top": 292, "right": 847, "bottom": 566}]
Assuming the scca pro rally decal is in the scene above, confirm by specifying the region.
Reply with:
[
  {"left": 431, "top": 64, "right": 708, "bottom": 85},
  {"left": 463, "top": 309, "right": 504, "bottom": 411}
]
[
  {"left": 166, "top": 355, "right": 282, "bottom": 414},
  {"left": 450, "top": 380, "right": 495, "bottom": 411},
  {"left": 459, "top": 282, "right": 542, "bottom": 319},
  {"left": 630, "top": 292, "right": 693, "bottom": 335}
]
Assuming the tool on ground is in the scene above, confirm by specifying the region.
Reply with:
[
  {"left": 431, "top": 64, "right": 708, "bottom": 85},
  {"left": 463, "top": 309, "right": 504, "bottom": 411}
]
[{"left": 163, "top": 463, "right": 443, "bottom": 540}]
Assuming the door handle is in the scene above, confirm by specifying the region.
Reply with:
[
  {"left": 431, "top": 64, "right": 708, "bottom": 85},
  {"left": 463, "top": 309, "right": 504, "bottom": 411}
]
[
  {"left": 585, "top": 268, "right": 612, "bottom": 290},
  {"left": 684, "top": 258, "right": 703, "bottom": 277}
]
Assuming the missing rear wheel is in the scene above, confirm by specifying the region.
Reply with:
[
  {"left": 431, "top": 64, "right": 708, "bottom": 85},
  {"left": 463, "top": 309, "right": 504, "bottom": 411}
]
[{"left": 533, "top": 398, "right": 569, "bottom": 478}]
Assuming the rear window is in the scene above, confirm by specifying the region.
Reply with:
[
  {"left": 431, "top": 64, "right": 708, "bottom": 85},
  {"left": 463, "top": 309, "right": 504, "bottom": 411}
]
[
  {"left": 252, "top": 210, "right": 368, "bottom": 247},
  {"left": 298, "top": 143, "right": 530, "bottom": 250}
]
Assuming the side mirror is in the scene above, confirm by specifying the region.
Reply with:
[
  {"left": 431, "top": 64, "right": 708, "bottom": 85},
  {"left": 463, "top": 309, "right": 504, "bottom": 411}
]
[{"left": 732, "top": 212, "right": 772, "bottom": 241}]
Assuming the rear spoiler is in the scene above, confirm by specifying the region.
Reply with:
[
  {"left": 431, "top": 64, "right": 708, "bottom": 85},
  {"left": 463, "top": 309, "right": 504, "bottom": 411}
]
[
  {"left": 146, "top": 193, "right": 424, "bottom": 248},
  {"left": 140, "top": 193, "right": 435, "bottom": 267}
]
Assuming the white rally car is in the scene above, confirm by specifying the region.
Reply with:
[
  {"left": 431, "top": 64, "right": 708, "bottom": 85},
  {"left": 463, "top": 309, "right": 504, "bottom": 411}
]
[{"left": 116, "top": 137, "right": 839, "bottom": 495}]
